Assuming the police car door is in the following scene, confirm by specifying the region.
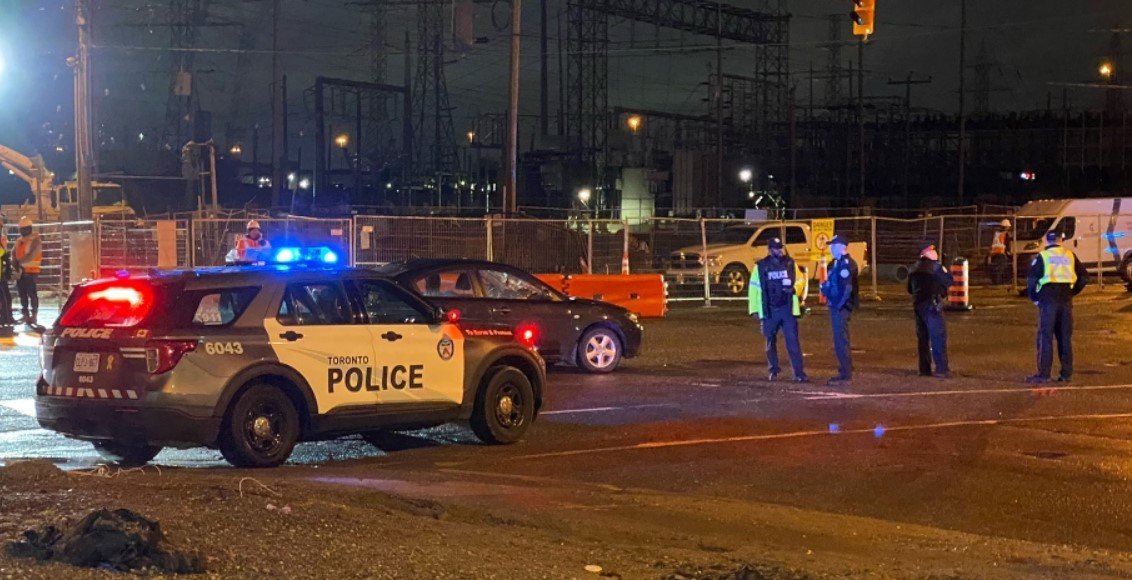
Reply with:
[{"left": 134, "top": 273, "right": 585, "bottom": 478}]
[
  {"left": 347, "top": 278, "right": 464, "bottom": 405},
  {"left": 263, "top": 280, "right": 379, "bottom": 413}
]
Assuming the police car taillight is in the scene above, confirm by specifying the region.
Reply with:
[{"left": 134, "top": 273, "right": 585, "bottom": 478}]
[
  {"left": 59, "top": 281, "right": 155, "bottom": 328},
  {"left": 516, "top": 323, "right": 539, "bottom": 349},
  {"left": 145, "top": 340, "right": 197, "bottom": 374}
]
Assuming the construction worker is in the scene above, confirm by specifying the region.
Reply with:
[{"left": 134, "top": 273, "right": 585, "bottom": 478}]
[
  {"left": 233, "top": 220, "right": 272, "bottom": 264},
  {"left": 0, "top": 214, "right": 14, "bottom": 326},
  {"left": 820, "top": 235, "right": 859, "bottom": 386},
  {"left": 748, "top": 237, "right": 808, "bottom": 383},
  {"left": 988, "top": 219, "right": 1012, "bottom": 284},
  {"left": 1026, "top": 230, "right": 1088, "bottom": 384},
  {"left": 908, "top": 242, "right": 953, "bottom": 378},
  {"left": 12, "top": 216, "right": 42, "bottom": 326}
]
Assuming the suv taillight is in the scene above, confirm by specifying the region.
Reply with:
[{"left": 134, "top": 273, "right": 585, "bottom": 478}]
[{"left": 145, "top": 340, "right": 197, "bottom": 374}]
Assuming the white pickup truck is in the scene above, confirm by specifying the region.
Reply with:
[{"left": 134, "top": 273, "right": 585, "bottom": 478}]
[{"left": 666, "top": 222, "right": 869, "bottom": 296}]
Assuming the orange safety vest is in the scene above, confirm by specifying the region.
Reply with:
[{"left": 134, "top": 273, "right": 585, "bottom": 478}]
[
  {"left": 990, "top": 231, "right": 1008, "bottom": 255},
  {"left": 235, "top": 236, "right": 271, "bottom": 262},
  {"left": 13, "top": 234, "right": 42, "bottom": 275}
]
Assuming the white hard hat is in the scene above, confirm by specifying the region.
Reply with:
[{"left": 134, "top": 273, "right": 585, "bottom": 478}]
[
  {"left": 1000, "top": 219, "right": 1011, "bottom": 228},
  {"left": 18, "top": 216, "right": 33, "bottom": 228},
  {"left": 246, "top": 219, "right": 261, "bottom": 231}
]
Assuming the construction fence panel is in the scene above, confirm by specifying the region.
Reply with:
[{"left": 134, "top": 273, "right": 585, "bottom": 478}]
[
  {"left": 491, "top": 219, "right": 602, "bottom": 274},
  {"left": 191, "top": 218, "right": 351, "bottom": 267},
  {"left": 353, "top": 216, "right": 489, "bottom": 267},
  {"left": 96, "top": 217, "right": 191, "bottom": 278},
  {"left": 10, "top": 221, "right": 96, "bottom": 296}
]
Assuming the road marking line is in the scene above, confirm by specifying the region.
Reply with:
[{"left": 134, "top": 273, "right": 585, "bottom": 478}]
[
  {"left": 0, "top": 399, "right": 37, "bottom": 418},
  {"left": 801, "top": 383, "right": 1132, "bottom": 401},
  {"left": 511, "top": 412, "right": 1132, "bottom": 461},
  {"left": 543, "top": 403, "right": 672, "bottom": 416}
]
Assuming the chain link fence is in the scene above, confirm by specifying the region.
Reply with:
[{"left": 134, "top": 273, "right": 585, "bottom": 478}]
[
  {"left": 191, "top": 217, "right": 351, "bottom": 267},
  {"left": 95, "top": 217, "right": 191, "bottom": 277}
]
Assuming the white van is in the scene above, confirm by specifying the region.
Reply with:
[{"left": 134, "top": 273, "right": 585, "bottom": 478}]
[{"left": 1012, "top": 198, "right": 1132, "bottom": 285}]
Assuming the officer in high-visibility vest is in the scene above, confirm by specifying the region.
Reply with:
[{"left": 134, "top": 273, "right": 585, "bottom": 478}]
[
  {"left": 12, "top": 216, "right": 42, "bottom": 326},
  {"left": 1025, "top": 230, "right": 1088, "bottom": 384},
  {"left": 748, "top": 237, "right": 808, "bottom": 382},
  {"left": 907, "top": 242, "right": 953, "bottom": 378},
  {"left": 820, "top": 234, "right": 859, "bottom": 386},
  {"left": 988, "top": 219, "right": 1012, "bottom": 284}
]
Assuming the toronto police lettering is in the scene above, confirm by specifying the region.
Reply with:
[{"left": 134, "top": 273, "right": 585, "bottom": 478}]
[{"left": 326, "top": 355, "right": 425, "bottom": 393}]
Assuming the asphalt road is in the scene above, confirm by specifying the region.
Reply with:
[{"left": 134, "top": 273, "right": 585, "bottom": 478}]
[{"left": 3, "top": 285, "right": 1132, "bottom": 575}]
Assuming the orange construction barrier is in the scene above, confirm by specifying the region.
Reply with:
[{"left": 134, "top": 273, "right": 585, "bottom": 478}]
[
  {"left": 537, "top": 273, "right": 667, "bottom": 318},
  {"left": 946, "top": 257, "right": 973, "bottom": 311},
  {"left": 816, "top": 258, "right": 828, "bottom": 305}
]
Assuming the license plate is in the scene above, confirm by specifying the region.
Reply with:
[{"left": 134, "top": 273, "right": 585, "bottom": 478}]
[{"left": 73, "top": 353, "right": 101, "bottom": 374}]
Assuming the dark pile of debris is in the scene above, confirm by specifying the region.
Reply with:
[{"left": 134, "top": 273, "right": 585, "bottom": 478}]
[{"left": 7, "top": 508, "right": 205, "bottom": 574}]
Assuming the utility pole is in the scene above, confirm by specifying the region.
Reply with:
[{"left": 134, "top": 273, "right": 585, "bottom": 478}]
[
  {"left": 956, "top": 0, "right": 967, "bottom": 204},
  {"left": 503, "top": 0, "right": 522, "bottom": 215},
  {"left": 715, "top": 0, "right": 724, "bottom": 211},
  {"left": 74, "top": 0, "right": 94, "bottom": 219},
  {"left": 539, "top": 0, "right": 549, "bottom": 138},
  {"left": 270, "top": 0, "right": 284, "bottom": 209},
  {"left": 888, "top": 73, "right": 932, "bottom": 203},
  {"left": 857, "top": 39, "right": 865, "bottom": 200}
]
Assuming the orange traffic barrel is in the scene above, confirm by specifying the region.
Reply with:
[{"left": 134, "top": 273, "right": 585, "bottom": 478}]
[{"left": 946, "top": 257, "right": 974, "bottom": 311}]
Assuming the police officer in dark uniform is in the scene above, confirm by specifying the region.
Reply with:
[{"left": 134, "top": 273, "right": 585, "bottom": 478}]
[
  {"left": 1026, "top": 230, "right": 1088, "bottom": 384},
  {"left": 748, "top": 237, "right": 808, "bottom": 383},
  {"left": 907, "top": 242, "right": 952, "bottom": 378},
  {"left": 820, "top": 235, "right": 859, "bottom": 386}
]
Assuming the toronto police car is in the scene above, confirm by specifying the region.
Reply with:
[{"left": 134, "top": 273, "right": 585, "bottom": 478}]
[{"left": 35, "top": 247, "right": 546, "bottom": 467}]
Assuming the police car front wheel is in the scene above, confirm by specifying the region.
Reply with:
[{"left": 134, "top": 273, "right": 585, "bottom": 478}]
[
  {"left": 471, "top": 366, "right": 535, "bottom": 445},
  {"left": 92, "top": 441, "right": 162, "bottom": 467},
  {"left": 219, "top": 383, "right": 301, "bottom": 468}
]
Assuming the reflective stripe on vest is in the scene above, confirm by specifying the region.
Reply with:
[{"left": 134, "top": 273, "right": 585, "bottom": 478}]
[
  {"left": 1037, "top": 246, "right": 1076, "bottom": 292},
  {"left": 14, "top": 236, "right": 42, "bottom": 274},
  {"left": 748, "top": 263, "right": 803, "bottom": 318},
  {"left": 990, "top": 231, "right": 1007, "bottom": 254}
]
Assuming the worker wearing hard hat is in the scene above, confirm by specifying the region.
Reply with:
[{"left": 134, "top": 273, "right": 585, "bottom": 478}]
[
  {"left": 12, "top": 216, "right": 42, "bottom": 326},
  {"left": 233, "top": 220, "right": 272, "bottom": 264},
  {"left": 987, "top": 218, "right": 1013, "bottom": 285}
]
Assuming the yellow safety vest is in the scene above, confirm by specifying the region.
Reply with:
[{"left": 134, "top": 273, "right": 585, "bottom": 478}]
[
  {"left": 1037, "top": 246, "right": 1077, "bottom": 292},
  {"left": 748, "top": 262, "right": 805, "bottom": 319}
]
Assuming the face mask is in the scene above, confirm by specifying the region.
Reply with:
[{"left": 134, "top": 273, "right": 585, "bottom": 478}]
[
  {"left": 19, "top": 227, "right": 32, "bottom": 237},
  {"left": 922, "top": 249, "right": 939, "bottom": 261},
  {"left": 248, "top": 230, "right": 261, "bottom": 241}
]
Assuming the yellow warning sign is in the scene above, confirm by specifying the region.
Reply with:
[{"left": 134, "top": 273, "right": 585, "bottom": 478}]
[{"left": 811, "top": 219, "right": 835, "bottom": 257}]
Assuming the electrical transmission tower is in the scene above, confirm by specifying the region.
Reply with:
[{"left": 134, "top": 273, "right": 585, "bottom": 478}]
[
  {"left": 162, "top": 0, "right": 210, "bottom": 149},
  {"left": 413, "top": 2, "right": 459, "bottom": 178}
]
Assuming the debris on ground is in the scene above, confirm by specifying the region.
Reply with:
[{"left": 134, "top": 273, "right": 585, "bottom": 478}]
[
  {"left": 663, "top": 562, "right": 814, "bottom": 580},
  {"left": 0, "top": 459, "right": 69, "bottom": 487},
  {"left": 6, "top": 508, "right": 205, "bottom": 574}
]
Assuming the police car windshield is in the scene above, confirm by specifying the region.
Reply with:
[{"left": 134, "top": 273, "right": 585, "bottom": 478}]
[{"left": 1015, "top": 217, "right": 1055, "bottom": 241}]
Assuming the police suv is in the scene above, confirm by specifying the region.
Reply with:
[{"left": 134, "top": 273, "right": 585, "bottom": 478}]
[{"left": 35, "top": 254, "right": 546, "bottom": 467}]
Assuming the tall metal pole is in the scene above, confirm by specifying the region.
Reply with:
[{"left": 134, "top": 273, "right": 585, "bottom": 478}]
[
  {"left": 715, "top": 1, "right": 724, "bottom": 211},
  {"left": 857, "top": 39, "right": 865, "bottom": 200},
  {"left": 503, "top": 0, "right": 522, "bottom": 215},
  {"left": 314, "top": 78, "right": 326, "bottom": 204},
  {"left": 75, "top": 0, "right": 95, "bottom": 220},
  {"left": 270, "top": 0, "right": 284, "bottom": 209},
  {"left": 956, "top": 0, "right": 967, "bottom": 204},
  {"left": 539, "top": 0, "right": 549, "bottom": 138}
]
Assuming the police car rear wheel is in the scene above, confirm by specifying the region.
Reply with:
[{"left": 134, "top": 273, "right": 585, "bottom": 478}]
[
  {"left": 92, "top": 441, "right": 162, "bottom": 467},
  {"left": 219, "top": 383, "right": 300, "bottom": 468},
  {"left": 577, "top": 327, "right": 622, "bottom": 373},
  {"left": 471, "top": 366, "right": 534, "bottom": 445},
  {"left": 721, "top": 264, "right": 748, "bottom": 296}
]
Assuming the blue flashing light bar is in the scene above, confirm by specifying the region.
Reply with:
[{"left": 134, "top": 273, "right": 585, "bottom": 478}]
[{"left": 271, "top": 246, "right": 341, "bottom": 265}]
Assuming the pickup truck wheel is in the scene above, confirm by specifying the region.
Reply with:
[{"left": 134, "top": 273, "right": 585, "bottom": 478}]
[
  {"left": 470, "top": 366, "right": 534, "bottom": 444},
  {"left": 1120, "top": 254, "right": 1132, "bottom": 288},
  {"left": 218, "top": 383, "right": 300, "bottom": 468},
  {"left": 92, "top": 441, "right": 162, "bottom": 467},
  {"left": 721, "top": 264, "right": 749, "bottom": 296}
]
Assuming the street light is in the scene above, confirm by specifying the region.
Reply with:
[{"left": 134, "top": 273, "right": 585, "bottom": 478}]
[
  {"left": 626, "top": 114, "right": 642, "bottom": 134},
  {"left": 1099, "top": 61, "right": 1115, "bottom": 80},
  {"left": 577, "top": 187, "right": 592, "bottom": 204},
  {"left": 229, "top": 144, "right": 243, "bottom": 156},
  {"left": 738, "top": 168, "right": 753, "bottom": 183},
  {"left": 467, "top": 130, "right": 476, "bottom": 143},
  {"left": 334, "top": 133, "right": 349, "bottom": 149}
]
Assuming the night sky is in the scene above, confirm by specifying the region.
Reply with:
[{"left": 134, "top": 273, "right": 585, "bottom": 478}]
[{"left": 0, "top": 0, "right": 1127, "bottom": 199}]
